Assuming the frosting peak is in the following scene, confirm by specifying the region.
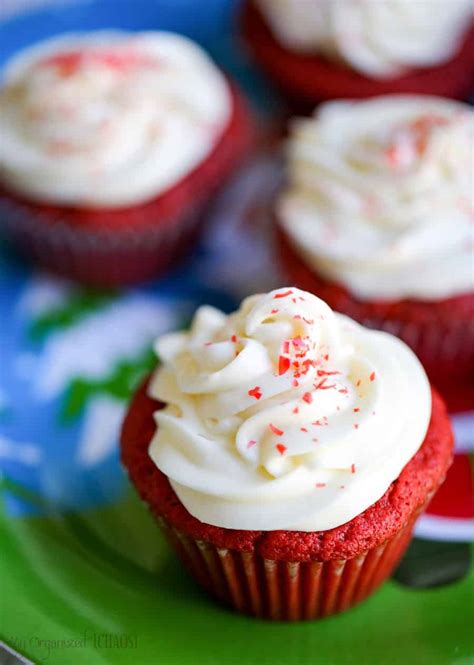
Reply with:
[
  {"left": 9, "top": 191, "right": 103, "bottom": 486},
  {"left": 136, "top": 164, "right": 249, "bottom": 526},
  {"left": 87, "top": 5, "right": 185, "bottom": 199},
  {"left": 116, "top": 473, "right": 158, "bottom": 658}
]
[
  {"left": 149, "top": 288, "right": 431, "bottom": 531},
  {"left": 0, "top": 31, "right": 231, "bottom": 207}
]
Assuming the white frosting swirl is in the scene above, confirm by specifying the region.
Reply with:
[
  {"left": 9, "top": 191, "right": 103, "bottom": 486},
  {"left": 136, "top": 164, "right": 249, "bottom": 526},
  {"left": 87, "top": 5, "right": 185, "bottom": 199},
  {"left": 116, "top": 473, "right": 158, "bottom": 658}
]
[
  {"left": 0, "top": 31, "right": 231, "bottom": 207},
  {"left": 256, "top": 0, "right": 473, "bottom": 77},
  {"left": 279, "top": 96, "right": 474, "bottom": 301},
  {"left": 148, "top": 287, "right": 431, "bottom": 531}
]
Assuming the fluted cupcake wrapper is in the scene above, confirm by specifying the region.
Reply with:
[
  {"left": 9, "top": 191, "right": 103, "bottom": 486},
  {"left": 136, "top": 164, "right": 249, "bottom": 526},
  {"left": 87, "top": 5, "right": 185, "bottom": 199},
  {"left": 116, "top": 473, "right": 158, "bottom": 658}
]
[
  {"left": 155, "top": 514, "right": 419, "bottom": 621},
  {"left": 0, "top": 195, "right": 204, "bottom": 287},
  {"left": 357, "top": 314, "right": 474, "bottom": 389}
]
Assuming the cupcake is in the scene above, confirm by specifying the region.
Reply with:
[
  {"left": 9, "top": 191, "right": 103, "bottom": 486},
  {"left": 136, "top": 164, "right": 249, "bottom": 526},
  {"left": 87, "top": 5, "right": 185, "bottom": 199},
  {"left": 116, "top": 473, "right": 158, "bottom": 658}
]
[
  {"left": 121, "top": 287, "right": 453, "bottom": 620},
  {"left": 242, "top": 0, "right": 474, "bottom": 107},
  {"left": 0, "top": 31, "right": 254, "bottom": 287},
  {"left": 277, "top": 96, "right": 474, "bottom": 396}
]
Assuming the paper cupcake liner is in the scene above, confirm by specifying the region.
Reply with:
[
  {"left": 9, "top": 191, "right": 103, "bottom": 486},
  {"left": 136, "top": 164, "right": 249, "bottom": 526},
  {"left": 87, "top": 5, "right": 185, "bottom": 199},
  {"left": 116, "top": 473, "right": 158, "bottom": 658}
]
[
  {"left": 0, "top": 84, "right": 255, "bottom": 287},
  {"left": 0, "top": 194, "right": 204, "bottom": 287},
  {"left": 357, "top": 313, "right": 474, "bottom": 388},
  {"left": 154, "top": 514, "right": 418, "bottom": 621}
]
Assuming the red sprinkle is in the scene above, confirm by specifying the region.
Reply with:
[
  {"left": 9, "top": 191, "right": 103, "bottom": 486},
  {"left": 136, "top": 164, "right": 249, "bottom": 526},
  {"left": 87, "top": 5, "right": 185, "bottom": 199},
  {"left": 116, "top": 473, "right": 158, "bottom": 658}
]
[
  {"left": 231, "top": 335, "right": 237, "bottom": 343},
  {"left": 353, "top": 407, "right": 360, "bottom": 413},
  {"left": 370, "top": 372, "right": 376, "bottom": 382},
  {"left": 273, "top": 290, "right": 293, "bottom": 299},
  {"left": 292, "top": 407, "right": 299, "bottom": 414},
  {"left": 247, "top": 440, "right": 257, "bottom": 449},
  {"left": 248, "top": 386, "right": 262, "bottom": 400},
  {"left": 276, "top": 443, "right": 287, "bottom": 455},
  {"left": 292, "top": 379, "right": 299, "bottom": 388},
  {"left": 302, "top": 392, "right": 313, "bottom": 404},
  {"left": 351, "top": 463, "right": 356, "bottom": 474},
  {"left": 300, "top": 427, "right": 308, "bottom": 433},
  {"left": 317, "top": 370, "right": 340, "bottom": 377},
  {"left": 269, "top": 423, "right": 284, "bottom": 437},
  {"left": 315, "top": 378, "right": 336, "bottom": 391},
  {"left": 386, "top": 144, "right": 402, "bottom": 168},
  {"left": 353, "top": 424, "right": 359, "bottom": 429},
  {"left": 315, "top": 483, "right": 326, "bottom": 489},
  {"left": 278, "top": 355, "right": 291, "bottom": 376},
  {"left": 271, "top": 308, "right": 279, "bottom": 314}
]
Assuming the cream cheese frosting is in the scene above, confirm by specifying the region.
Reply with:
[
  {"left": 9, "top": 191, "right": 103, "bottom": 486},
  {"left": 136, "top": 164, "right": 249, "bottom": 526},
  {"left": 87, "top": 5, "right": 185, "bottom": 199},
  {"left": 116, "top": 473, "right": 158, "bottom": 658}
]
[
  {"left": 0, "top": 31, "right": 231, "bottom": 207},
  {"left": 148, "top": 287, "right": 431, "bottom": 531},
  {"left": 256, "top": 0, "right": 473, "bottom": 77},
  {"left": 278, "top": 96, "right": 474, "bottom": 302}
]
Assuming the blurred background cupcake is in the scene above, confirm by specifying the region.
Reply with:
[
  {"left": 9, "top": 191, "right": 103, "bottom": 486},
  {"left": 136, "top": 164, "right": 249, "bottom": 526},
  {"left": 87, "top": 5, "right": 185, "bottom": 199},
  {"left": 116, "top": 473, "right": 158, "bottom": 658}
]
[
  {"left": 242, "top": 0, "right": 474, "bottom": 107},
  {"left": 0, "top": 30, "right": 255, "bottom": 287},
  {"left": 276, "top": 95, "right": 474, "bottom": 404}
]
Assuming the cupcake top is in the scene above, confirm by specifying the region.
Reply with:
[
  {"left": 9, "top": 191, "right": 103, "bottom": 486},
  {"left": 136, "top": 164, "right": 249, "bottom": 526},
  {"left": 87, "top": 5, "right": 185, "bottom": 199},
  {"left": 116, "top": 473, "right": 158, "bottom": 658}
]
[
  {"left": 148, "top": 287, "right": 431, "bottom": 531},
  {"left": 278, "top": 96, "right": 474, "bottom": 301},
  {"left": 0, "top": 31, "right": 231, "bottom": 207},
  {"left": 256, "top": 0, "right": 472, "bottom": 77}
]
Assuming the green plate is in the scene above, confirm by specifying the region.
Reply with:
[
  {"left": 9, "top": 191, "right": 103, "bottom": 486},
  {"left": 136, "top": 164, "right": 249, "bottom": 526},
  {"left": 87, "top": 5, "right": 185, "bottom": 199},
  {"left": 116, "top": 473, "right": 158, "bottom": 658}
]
[{"left": 1, "top": 492, "right": 473, "bottom": 665}]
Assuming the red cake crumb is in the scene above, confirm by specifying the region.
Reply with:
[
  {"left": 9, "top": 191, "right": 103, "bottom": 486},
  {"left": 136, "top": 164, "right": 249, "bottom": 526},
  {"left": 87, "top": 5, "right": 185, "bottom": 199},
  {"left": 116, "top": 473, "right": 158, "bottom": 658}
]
[
  {"left": 269, "top": 423, "right": 284, "bottom": 437},
  {"left": 278, "top": 356, "right": 290, "bottom": 375},
  {"left": 248, "top": 386, "right": 262, "bottom": 400},
  {"left": 273, "top": 289, "right": 294, "bottom": 299},
  {"left": 121, "top": 376, "right": 453, "bottom": 563},
  {"left": 241, "top": 0, "right": 474, "bottom": 107}
]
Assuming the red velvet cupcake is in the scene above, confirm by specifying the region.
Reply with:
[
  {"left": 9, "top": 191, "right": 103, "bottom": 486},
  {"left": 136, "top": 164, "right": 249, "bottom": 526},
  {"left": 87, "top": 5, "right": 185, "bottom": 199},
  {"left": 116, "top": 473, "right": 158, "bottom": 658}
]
[
  {"left": 276, "top": 96, "right": 474, "bottom": 396},
  {"left": 0, "top": 31, "right": 255, "bottom": 287},
  {"left": 121, "top": 287, "right": 454, "bottom": 620},
  {"left": 242, "top": 0, "right": 474, "bottom": 107}
]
